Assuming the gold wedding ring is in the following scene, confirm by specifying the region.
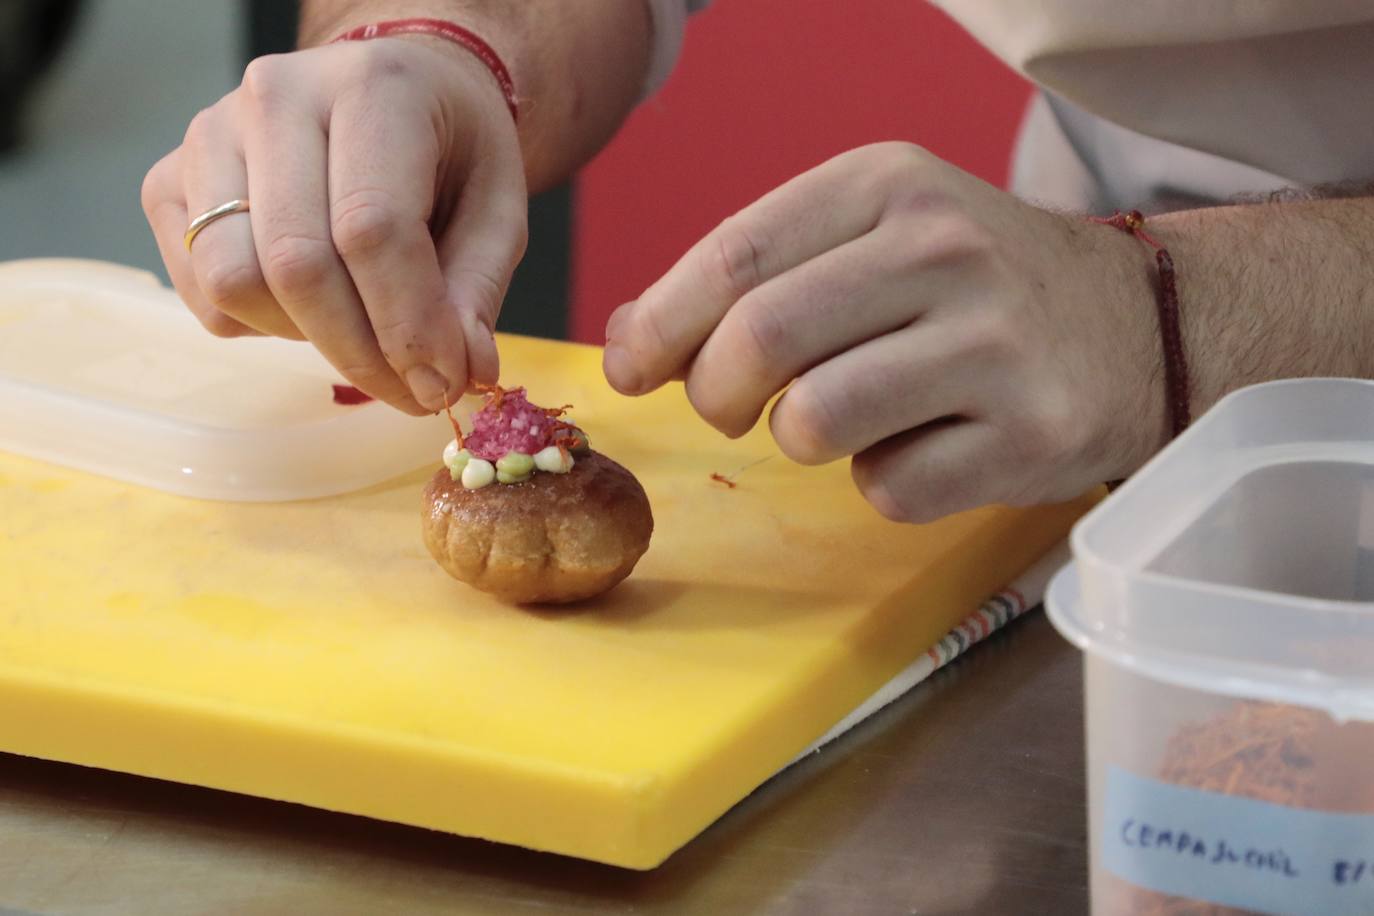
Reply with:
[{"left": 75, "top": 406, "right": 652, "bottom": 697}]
[{"left": 184, "top": 198, "right": 250, "bottom": 252}]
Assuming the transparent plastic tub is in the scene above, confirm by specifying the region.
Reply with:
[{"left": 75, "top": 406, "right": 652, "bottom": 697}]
[
  {"left": 0, "top": 258, "right": 471, "bottom": 501},
  {"left": 1046, "top": 378, "right": 1374, "bottom": 916}
]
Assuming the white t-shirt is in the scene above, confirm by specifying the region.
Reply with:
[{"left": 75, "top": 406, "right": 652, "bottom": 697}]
[{"left": 643, "top": 1, "right": 1374, "bottom": 212}]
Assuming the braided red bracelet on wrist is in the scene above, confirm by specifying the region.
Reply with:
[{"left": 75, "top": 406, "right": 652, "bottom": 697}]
[
  {"left": 1092, "top": 209, "right": 1191, "bottom": 439},
  {"left": 331, "top": 18, "right": 520, "bottom": 123}
]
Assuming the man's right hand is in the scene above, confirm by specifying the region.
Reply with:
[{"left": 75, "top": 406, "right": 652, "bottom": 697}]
[{"left": 142, "top": 35, "right": 529, "bottom": 414}]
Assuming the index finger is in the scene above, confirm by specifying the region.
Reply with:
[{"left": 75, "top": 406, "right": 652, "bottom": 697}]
[
  {"left": 602, "top": 146, "right": 896, "bottom": 395},
  {"left": 240, "top": 57, "right": 426, "bottom": 413},
  {"left": 328, "top": 80, "right": 468, "bottom": 412}
]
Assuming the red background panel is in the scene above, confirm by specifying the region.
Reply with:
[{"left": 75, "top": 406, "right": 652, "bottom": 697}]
[{"left": 568, "top": 1, "right": 1032, "bottom": 344}]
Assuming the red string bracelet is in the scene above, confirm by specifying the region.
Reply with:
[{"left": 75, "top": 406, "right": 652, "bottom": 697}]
[
  {"left": 1091, "top": 209, "right": 1191, "bottom": 439},
  {"left": 330, "top": 18, "right": 519, "bottom": 123}
]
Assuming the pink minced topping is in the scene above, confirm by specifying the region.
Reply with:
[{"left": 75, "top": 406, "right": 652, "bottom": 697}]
[{"left": 462, "top": 387, "right": 569, "bottom": 461}]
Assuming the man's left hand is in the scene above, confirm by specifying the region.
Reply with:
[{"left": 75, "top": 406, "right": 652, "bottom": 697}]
[{"left": 603, "top": 142, "right": 1165, "bottom": 522}]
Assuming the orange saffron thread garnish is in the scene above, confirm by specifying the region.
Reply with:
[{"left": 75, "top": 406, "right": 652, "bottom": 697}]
[
  {"left": 472, "top": 381, "right": 510, "bottom": 409},
  {"left": 709, "top": 456, "right": 771, "bottom": 489},
  {"left": 461, "top": 382, "right": 583, "bottom": 453},
  {"left": 443, "top": 391, "right": 464, "bottom": 450}
]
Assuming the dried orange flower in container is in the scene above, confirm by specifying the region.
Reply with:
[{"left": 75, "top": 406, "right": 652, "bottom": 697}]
[
  {"left": 1045, "top": 381, "right": 1374, "bottom": 916},
  {"left": 1116, "top": 702, "right": 1374, "bottom": 916}
]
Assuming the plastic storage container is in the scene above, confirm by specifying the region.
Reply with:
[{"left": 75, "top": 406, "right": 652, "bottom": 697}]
[
  {"left": 1047, "top": 378, "right": 1374, "bottom": 916},
  {"left": 0, "top": 258, "right": 468, "bottom": 501}
]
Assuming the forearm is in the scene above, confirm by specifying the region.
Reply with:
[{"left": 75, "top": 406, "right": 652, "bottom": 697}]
[
  {"left": 1150, "top": 195, "right": 1374, "bottom": 421},
  {"left": 299, "top": 0, "right": 652, "bottom": 192}
]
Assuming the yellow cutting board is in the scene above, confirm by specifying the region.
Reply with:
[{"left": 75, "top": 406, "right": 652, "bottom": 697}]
[{"left": 0, "top": 334, "right": 1096, "bottom": 869}]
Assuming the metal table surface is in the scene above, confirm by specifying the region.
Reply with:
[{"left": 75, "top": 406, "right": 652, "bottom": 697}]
[{"left": 0, "top": 610, "right": 1089, "bottom": 916}]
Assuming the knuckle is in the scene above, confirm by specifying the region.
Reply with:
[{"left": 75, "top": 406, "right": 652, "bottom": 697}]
[
  {"left": 736, "top": 298, "right": 789, "bottom": 367},
  {"left": 775, "top": 381, "right": 842, "bottom": 465},
  {"left": 1012, "top": 394, "right": 1080, "bottom": 468},
  {"left": 262, "top": 233, "right": 334, "bottom": 296},
  {"left": 982, "top": 443, "right": 1048, "bottom": 509},
  {"left": 241, "top": 55, "right": 288, "bottom": 104},
  {"left": 140, "top": 160, "right": 172, "bottom": 218},
  {"left": 197, "top": 307, "right": 246, "bottom": 339},
  {"left": 872, "top": 141, "right": 933, "bottom": 184},
  {"left": 333, "top": 360, "right": 401, "bottom": 395},
  {"left": 350, "top": 42, "right": 412, "bottom": 81},
  {"left": 452, "top": 264, "right": 507, "bottom": 325},
  {"left": 959, "top": 307, "right": 1020, "bottom": 363},
  {"left": 926, "top": 217, "right": 995, "bottom": 264},
  {"left": 331, "top": 192, "right": 401, "bottom": 258},
  {"left": 139, "top": 172, "right": 159, "bottom": 218},
  {"left": 510, "top": 216, "right": 530, "bottom": 261},
  {"left": 200, "top": 259, "right": 264, "bottom": 310},
  {"left": 183, "top": 97, "right": 239, "bottom": 150},
  {"left": 881, "top": 212, "right": 987, "bottom": 275},
  {"left": 181, "top": 107, "right": 217, "bottom": 151},
  {"left": 706, "top": 218, "right": 766, "bottom": 298}
]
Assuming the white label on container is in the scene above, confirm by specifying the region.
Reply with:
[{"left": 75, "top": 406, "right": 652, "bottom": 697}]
[{"left": 1103, "top": 767, "right": 1374, "bottom": 915}]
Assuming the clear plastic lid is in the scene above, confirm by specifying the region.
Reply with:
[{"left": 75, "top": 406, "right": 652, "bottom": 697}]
[
  {"left": 0, "top": 258, "right": 470, "bottom": 502},
  {"left": 1047, "top": 379, "right": 1374, "bottom": 719}
]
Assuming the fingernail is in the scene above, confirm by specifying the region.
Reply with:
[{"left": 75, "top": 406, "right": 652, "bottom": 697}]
[
  {"left": 405, "top": 365, "right": 451, "bottom": 411},
  {"left": 457, "top": 309, "right": 500, "bottom": 386},
  {"left": 603, "top": 343, "right": 643, "bottom": 395}
]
